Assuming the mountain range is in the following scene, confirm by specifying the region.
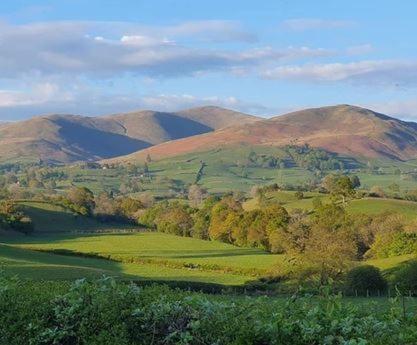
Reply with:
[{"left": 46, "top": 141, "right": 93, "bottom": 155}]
[
  {"left": 0, "top": 106, "right": 257, "bottom": 163},
  {"left": 108, "top": 105, "right": 417, "bottom": 163},
  {"left": 2, "top": 104, "right": 417, "bottom": 164}
]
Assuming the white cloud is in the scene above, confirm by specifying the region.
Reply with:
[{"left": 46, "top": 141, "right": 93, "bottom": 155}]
[
  {"left": 0, "top": 83, "right": 73, "bottom": 108},
  {"left": 0, "top": 21, "right": 332, "bottom": 79},
  {"left": 261, "top": 60, "right": 417, "bottom": 86},
  {"left": 282, "top": 18, "right": 355, "bottom": 31},
  {"left": 0, "top": 80, "right": 274, "bottom": 120}
]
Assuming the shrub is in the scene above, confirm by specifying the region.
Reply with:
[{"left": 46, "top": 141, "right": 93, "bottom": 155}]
[
  {"left": 294, "top": 191, "right": 304, "bottom": 200},
  {"left": 369, "top": 232, "right": 417, "bottom": 258},
  {"left": 345, "top": 265, "right": 387, "bottom": 295},
  {"left": 1, "top": 275, "right": 415, "bottom": 344},
  {"left": 392, "top": 260, "right": 417, "bottom": 295}
]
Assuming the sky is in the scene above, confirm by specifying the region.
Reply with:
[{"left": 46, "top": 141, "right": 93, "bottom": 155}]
[{"left": 1, "top": 0, "right": 417, "bottom": 121}]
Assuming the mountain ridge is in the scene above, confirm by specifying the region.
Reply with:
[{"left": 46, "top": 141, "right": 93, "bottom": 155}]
[
  {"left": 0, "top": 106, "right": 258, "bottom": 163},
  {"left": 107, "top": 104, "right": 417, "bottom": 163}
]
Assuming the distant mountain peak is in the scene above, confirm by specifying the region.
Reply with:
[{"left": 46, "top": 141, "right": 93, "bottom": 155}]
[
  {"left": 108, "top": 105, "right": 417, "bottom": 163},
  {"left": 0, "top": 106, "right": 259, "bottom": 163}
]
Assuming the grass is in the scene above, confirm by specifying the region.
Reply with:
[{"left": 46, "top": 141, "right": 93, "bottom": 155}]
[
  {"left": 243, "top": 190, "right": 417, "bottom": 220},
  {"left": 365, "top": 254, "right": 415, "bottom": 271},
  {"left": 346, "top": 198, "right": 417, "bottom": 219},
  {"left": 3, "top": 196, "right": 417, "bottom": 287},
  {"left": 16, "top": 201, "right": 136, "bottom": 233},
  {"left": 1, "top": 232, "right": 286, "bottom": 285},
  {"left": 243, "top": 190, "right": 329, "bottom": 211},
  {"left": 3, "top": 230, "right": 417, "bottom": 287}
]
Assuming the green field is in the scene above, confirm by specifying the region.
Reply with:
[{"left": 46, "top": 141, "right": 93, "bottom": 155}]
[
  {"left": 3, "top": 230, "right": 415, "bottom": 286},
  {"left": 346, "top": 198, "right": 417, "bottom": 219},
  {"left": 16, "top": 201, "right": 116, "bottom": 233},
  {"left": 2, "top": 198, "right": 416, "bottom": 286},
  {"left": 243, "top": 190, "right": 329, "bottom": 211},
  {"left": 243, "top": 190, "right": 417, "bottom": 220},
  {"left": 1, "top": 231, "right": 287, "bottom": 285}
]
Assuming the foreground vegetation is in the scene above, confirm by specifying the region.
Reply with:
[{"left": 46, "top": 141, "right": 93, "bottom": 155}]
[{"left": 2, "top": 275, "right": 417, "bottom": 344}]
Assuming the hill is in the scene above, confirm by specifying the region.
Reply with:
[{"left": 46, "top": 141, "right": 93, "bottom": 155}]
[
  {"left": 111, "top": 105, "right": 417, "bottom": 163},
  {"left": 15, "top": 201, "right": 127, "bottom": 233},
  {"left": 0, "top": 106, "right": 257, "bottom": 163}
]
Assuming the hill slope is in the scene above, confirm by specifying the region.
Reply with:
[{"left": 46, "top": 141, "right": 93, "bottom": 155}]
[
  {"left": 0, "top": 107, "right": 257, "bottom": 163},
  {"left": 111, "top": 105, "right": 417, "bottom": 162}
]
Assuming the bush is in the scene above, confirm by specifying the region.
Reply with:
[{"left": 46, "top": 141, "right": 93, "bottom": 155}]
[
  {"left": 392, "top": 260, "right": 417, "bottom": 295},
  {"left": 345, "top": 265, "right": 387, "bottom": 295},
  {"left": 1, "top": 275, "right": 416, "bottom": 344},
  {"left": 294, "top": 191, "right": 304, "bottom": 200}
]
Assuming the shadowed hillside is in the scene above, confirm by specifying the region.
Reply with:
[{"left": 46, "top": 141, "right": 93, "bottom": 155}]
[
  {"left": 0, "top": 106, "right": 257, "bottom": 163},
  {"left": 110, "top": 105, "right": 417, "bottom": 162}
]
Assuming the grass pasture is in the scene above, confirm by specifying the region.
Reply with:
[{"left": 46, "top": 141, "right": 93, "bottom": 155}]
[
  {"left": 243, "top": 190, "right": 329, "bottom": 211},
  {"left": 346, "top": 198, "right": 417, "bottom": 219},
  {"left": 16, "top": 201, "right": 134, "bottom": 233},
  {"left": 243, "top": 190, "right": 417, "bottom": 221},
  {"left": 1, "top": 232, "right": 286, "bottom": 285}
]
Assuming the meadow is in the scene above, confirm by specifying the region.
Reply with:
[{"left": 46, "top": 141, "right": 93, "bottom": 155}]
[
  {"left": 42, "top": 146, "right": 417, "bottom": 198},
  {"left": 1, "top": 232, "right": 284, "bottom": 285},
  {"left": 243, "top": 189, "right": 417, "bottom": 219},
  {"left": 1, "top": 229, "right": 413, "bottom": 288},
  {"left": 2, "top": 196, "right": 417, "bottom": 288}
]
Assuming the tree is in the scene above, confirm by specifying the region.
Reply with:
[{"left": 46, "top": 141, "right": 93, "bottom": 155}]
[
  {"left": 192, "top": 196, "right": 219, "bottom": 240},
  {"left": 66, "top": 187, "right": 95, "bottom": 216},
  {"left": 94, "top": 192, "right": 119, "bottom": 221},
  {"left": 345, "top": 265, "right": 387, "bottom": 295},
  {"left": 0, "top": 200, "right": 34, "bottom": 234},
  {"left": 392, "top": 260, "right": 417, "bottom": 295},
  {"left": 322, "top": 174, "right": 354, "bottom": 204},
  {"left": 350, "top": 175, "right": 361, "bottom": 189},
  {"left": 154, "top": 203, "right": 194, "bottom": 236},
  {"left": 286, "top": 204, "right": 357, "bottom": 285},
  {"left": 208, "top": 196, "right": 242, "bottom": 242},
  {"left": 294, "top": 191, "right": 304, "bottom": 200},
  {"left": 369, "top": 185, "right": 385, "bottom": 198},
  {"left": 118, "top": 197, "right": 143, "bottom": 219},
  {"left": 138, "top": 192, "right": 155, "bottom": 208},
  {"left": 188, "top": 184, "right": 206, "bottom": 208}
]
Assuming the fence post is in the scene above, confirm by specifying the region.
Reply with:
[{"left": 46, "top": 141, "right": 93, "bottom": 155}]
[
  {"left": 366, "top": 289, "right": 369, "bottom": 298},
  {"left": 355, "top": 289, "right": 358, "bottom": 297}
]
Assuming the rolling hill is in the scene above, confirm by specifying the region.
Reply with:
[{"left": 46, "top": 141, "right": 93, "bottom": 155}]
[
  {"left": 110, "top": 105, "right": 417, "bottom": 163},
  {"left": 0, "top": 106, "right": 258, "bottom": 163}
]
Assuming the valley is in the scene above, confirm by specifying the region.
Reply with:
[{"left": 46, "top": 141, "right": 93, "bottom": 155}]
[{"left": 3, "top": 104, "right": 417, "bottom": 343}]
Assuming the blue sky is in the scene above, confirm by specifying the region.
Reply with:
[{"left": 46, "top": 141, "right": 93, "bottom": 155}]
[{"left": 1, "top": 0, "right": 417, "bottom": 120}]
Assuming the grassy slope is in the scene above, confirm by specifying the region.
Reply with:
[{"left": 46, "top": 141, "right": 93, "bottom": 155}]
[
  {"left": 3, "top": 198, "right": 417, "bottom": 285},
  {"left": 17, "top": 201, "right": 133, "bottom": 233},
  {"left": 346, "top": 198, "right": 417, "bottom": 219},
  {"left": 1, "top": 232, "right": 281, "bottom": 285},
  {"left": 243, "top": 190, "right": 417, "bottom": 220}
]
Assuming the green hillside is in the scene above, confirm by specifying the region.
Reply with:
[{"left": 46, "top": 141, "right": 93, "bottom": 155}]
[
  {"left": 243, "top": 190, "right": 417, "bottom": 220},
  {"left": 1, "top": 231, "right": 283, "bottom": 285},
  {"left": 16, "top": 201, "right": 129, "bottom": 233},
  {"left": 3, "top": 231, "right": 415, "bottom": 286}
]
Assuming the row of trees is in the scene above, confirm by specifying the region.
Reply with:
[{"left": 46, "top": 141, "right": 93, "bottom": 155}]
[
  {"left": 58, "top": 187, "right": 144, "bottom": 222},
  {"left": 139, "top": 185, "right": 417, "bottom": 284}
]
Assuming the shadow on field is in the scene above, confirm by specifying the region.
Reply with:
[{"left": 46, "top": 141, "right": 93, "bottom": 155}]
[{"left": 0, "top": 244, "right": 123, "bottom": 273}]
